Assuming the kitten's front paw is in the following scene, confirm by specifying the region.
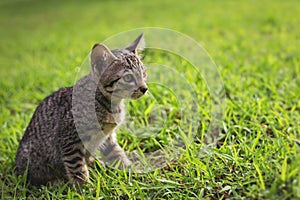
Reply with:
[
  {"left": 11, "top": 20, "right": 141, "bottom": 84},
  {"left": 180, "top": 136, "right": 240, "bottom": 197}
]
[
  {"left": 108, "top": 156, "right": 131, "bottom": 169},
  {"left": 122, "top": 157, "right": 132, "bottom": 168}
]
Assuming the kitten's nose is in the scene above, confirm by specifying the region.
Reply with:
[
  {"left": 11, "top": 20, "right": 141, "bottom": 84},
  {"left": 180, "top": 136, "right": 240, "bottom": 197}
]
[{"left": 139, "top": 86, "right": 148, "bottom": 94}]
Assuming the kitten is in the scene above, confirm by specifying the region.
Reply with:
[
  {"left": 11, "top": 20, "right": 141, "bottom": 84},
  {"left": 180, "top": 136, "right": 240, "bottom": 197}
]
[{"left": 15, "top": 34, "right": 147, "bottom": 186}]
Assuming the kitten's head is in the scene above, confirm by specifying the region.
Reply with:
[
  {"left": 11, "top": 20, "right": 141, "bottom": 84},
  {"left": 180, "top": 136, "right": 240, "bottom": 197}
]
[{"left": 90, "top": 34, "right": 147, "bottom": 100}]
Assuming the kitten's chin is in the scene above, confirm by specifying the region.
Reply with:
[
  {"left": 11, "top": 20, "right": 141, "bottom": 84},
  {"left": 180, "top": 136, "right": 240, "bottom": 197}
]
[{"left": 130, "top": 92, "right": 145, "bottom": 99}]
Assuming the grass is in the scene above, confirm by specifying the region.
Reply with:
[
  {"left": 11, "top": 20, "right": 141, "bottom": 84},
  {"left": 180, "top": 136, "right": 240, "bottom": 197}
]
[{"left": 0, "top": 0, "right": 300, "bottom": 199}]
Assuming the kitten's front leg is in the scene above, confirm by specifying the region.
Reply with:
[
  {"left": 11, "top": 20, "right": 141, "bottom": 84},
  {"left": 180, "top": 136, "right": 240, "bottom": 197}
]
[
  {"left": 61, "top": 142, "right": 89, "bottom": 186},
  {"left": 98, "top": 132, "right": 131, "bottom": 168}
]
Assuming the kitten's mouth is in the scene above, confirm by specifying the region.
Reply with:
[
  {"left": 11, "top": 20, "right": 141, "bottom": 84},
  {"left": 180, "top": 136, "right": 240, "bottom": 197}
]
[
  {"left": 131, "top": 89, "right": 148, "bottom": 99},
  {"left": 111, "top": 91, "right": 143, "bottom": 100},
  {"left": 131, "top": 93, "right": 144, "bottom": 99}
]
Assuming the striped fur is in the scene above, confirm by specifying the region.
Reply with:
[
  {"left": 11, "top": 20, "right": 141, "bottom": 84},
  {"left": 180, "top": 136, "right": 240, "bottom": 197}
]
[{"left": 15, "top": 34, "right": 147, "bottom": 186}]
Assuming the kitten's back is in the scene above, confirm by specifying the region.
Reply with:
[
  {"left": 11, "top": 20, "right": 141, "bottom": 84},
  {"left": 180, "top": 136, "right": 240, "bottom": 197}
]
[{"left": 15, "top": 87, "right": 74, "bottom": 184}]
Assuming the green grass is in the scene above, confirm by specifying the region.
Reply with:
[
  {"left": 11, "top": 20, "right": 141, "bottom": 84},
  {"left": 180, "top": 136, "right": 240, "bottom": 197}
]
[{"left": 1, "top": 0, "right": 300, "bottom": 199}]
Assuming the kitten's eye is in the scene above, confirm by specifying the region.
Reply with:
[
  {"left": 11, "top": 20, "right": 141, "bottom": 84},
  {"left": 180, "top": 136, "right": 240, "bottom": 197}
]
[{"left": 123, "top": 74, "right": 134, "bottom": 82}]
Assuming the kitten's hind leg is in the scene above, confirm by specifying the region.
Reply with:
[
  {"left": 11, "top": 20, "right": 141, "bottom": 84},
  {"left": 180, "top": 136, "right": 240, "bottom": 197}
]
[
  {"left": 98, "top": 133, "right": 131, "bottom": 168},
  {"left": 61, "top": 142, "right": 89, "bottom": 186}
]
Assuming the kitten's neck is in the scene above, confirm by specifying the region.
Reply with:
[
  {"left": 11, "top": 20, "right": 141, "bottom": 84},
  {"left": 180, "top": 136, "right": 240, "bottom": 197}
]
[{"left": 95, "top": 86, "right": 123, "bottom": 114}]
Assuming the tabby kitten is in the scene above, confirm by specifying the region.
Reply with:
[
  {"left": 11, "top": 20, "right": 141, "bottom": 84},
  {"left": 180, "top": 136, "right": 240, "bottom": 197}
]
[{"left": 15, "top": 34, "right": 147, "bottom": 186}]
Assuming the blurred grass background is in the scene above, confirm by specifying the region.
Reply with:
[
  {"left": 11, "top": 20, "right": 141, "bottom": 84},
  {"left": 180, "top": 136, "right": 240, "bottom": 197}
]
[{"left": 0, "top": 0, "right": 299, "bottom": 199}]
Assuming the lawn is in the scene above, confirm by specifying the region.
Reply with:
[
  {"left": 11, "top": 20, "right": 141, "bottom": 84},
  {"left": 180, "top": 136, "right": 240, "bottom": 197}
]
[{"left": 0, "top": 0, "right": 300, "bottom": 199}]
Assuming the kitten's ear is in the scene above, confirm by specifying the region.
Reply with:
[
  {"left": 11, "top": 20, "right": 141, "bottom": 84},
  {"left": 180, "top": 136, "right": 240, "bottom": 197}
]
[
  {"left": 125, "top": 33, "right": 145, "bottom": 53},
  {"left": 91, "top": 44, "right": 117, "bottom": 76}
]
